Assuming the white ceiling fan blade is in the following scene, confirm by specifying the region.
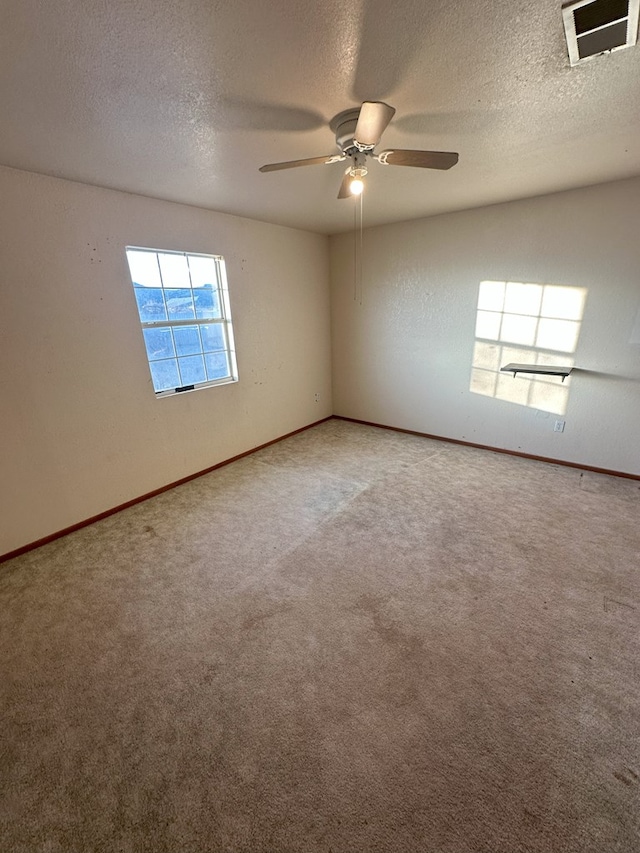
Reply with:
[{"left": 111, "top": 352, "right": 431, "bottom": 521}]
[
  {"left": 375, "top": 149, "right": 459, "bottom": 169},
  {"left": 354, "top": 101, "right": 396, "bottom": 149},
  {"left": 259, "top": 154, "right": 345, "bottom": 172},
  {"left": 337, "top": 169, "right": 352, "bottom": 199}
]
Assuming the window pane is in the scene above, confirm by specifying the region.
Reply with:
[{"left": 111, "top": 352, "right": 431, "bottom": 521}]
[
  {"left": 127, "top": 250, "right": 162, "bottom": 288},
  {"left": 173, "top": 325, "right": 201, "bottom": 357},
  {"left": 143, "top": 327, "right": 175, "bottom": 361},
  {"left": 158, "top": 252, "right": 191, "bottom": 289},
  {"left": 194, "top": 286, "right": 221, "bottom": 319},
  {"left": 165, "top": 289, "right": 195, "bottom": 320},
  {"left": 178, "top": 355, "right": 206, "bottom": 385},
  {"left": 150, "top": 359, "right": 180, "bottom": 392},
  {"left": 188, "top": 255, "right": 218, "bottom": 289},
  {"left": 205, "top": 351, "right": 229, "bottom": 380},
  {"left": 134, "top": 286, "right": 167, "bottom": 322},
  {"left": 201, "top": 323, "right": 225, "bottom": 352}
]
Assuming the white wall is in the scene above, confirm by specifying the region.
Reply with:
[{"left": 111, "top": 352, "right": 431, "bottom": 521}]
[
  {"left": 0, "top": 166, "right": 332, "bottom": 555},
  {"left": 331, "top": 178, "right": 640, "bottom": 476}
]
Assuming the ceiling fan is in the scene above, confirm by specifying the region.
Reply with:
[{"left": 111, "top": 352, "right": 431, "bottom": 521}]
[{"left": 259, "top": 101, "right": 459, "bottom": 198}]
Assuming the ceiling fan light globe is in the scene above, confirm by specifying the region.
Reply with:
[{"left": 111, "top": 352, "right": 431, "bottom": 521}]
[{"left": 349, "top": 177, "right": 364, "bottom": 196}]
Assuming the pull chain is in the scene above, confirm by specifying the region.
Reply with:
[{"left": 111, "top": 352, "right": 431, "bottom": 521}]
[
  {"left": 359, "top": 190, "right": 363, "bottom": 305},
  {"left": 353, "top": 199, "right": 358, "bottom": 302},
  {"left": 353, "top": 190, "right": 364, "bottom": 304}
]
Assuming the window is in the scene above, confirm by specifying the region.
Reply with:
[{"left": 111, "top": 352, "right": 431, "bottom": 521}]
[{"left": 125, "top": 246, "right": 238, "bottom": 396}]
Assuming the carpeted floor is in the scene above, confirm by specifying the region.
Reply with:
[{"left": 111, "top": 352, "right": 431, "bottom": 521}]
[{"left": 1, "top": 419, "right": 639, "bottom": 852}]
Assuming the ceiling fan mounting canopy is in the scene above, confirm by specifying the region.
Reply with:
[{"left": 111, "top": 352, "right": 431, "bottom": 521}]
[{"left": 259, "top": 101, "right": 459, "bottom": 198}]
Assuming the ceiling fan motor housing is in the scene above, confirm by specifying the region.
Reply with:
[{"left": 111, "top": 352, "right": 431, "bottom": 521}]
[{"left": 330, "top": 108, "right": 363, "bottom": 156}]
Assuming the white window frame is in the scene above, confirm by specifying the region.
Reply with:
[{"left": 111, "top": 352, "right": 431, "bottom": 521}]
[{"left": 125, "top": 246, "right": 238, "bottom": 397}]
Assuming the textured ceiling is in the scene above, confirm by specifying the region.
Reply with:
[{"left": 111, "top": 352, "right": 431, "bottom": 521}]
[{"left": 1, "top": 0, "right": 640, "bottom": 234}]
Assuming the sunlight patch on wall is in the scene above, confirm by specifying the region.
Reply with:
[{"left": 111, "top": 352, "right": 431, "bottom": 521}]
[{"left": 470, "top": 281, "right": 586, "bottom": 415}]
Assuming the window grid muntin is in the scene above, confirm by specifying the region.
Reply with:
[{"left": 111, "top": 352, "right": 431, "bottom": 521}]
[{"left": 127, "top": 246, "right": 237, "bottom": 396}]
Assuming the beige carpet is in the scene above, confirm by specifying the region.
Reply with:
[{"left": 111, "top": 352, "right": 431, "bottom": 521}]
[{"left": 1, "top": 419, "right": 639, "bottom": 852}]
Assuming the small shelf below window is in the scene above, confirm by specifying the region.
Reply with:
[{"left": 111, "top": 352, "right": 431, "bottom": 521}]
[{"left": 500, "top": 363, "right": 573, "bottom": 382}]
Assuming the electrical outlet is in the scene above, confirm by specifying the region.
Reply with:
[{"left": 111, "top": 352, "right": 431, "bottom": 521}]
[{"left": 554, "top": 420, "right": 565, "bottom": 433}]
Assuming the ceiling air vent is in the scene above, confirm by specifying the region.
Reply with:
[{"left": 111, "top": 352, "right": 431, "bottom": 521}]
[{"left": 562, "top": 0, "right": 639, "bottom": 65}]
